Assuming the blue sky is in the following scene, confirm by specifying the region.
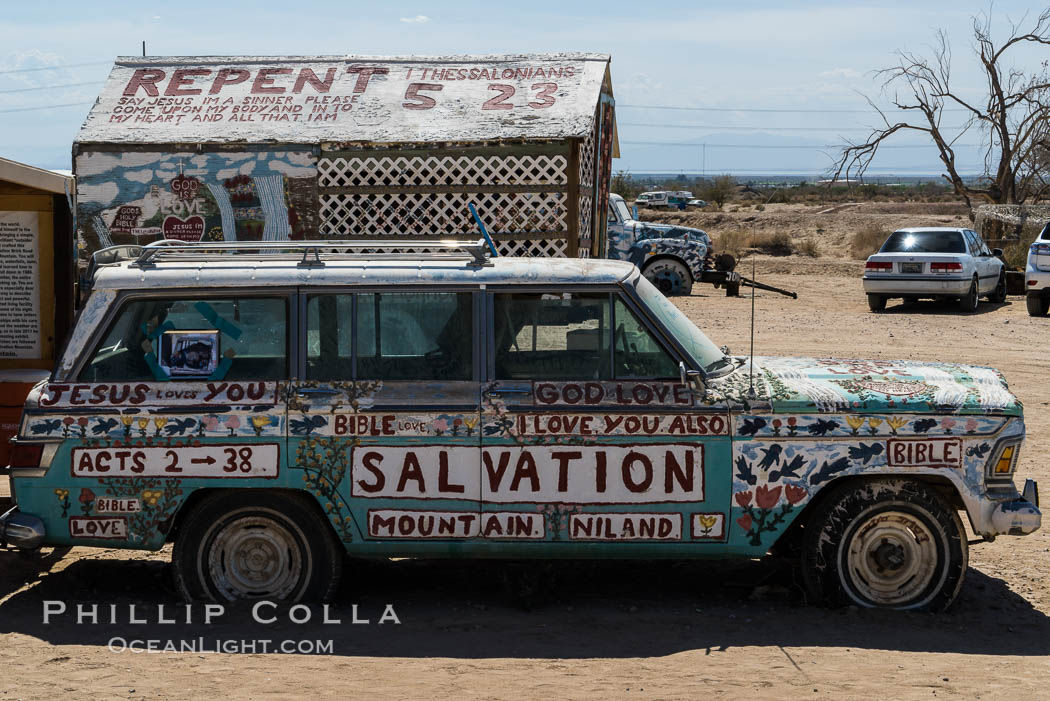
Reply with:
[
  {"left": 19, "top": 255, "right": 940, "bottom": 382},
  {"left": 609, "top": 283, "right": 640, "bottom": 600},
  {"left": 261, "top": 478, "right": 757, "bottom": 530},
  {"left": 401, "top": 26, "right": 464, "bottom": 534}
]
[{"left": 1, "top": 1, "right": 1044, "bottom": 176}]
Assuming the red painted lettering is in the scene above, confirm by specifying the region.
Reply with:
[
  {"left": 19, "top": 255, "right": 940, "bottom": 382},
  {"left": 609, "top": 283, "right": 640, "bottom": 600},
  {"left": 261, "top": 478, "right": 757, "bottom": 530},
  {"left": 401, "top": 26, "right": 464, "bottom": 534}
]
[{"left": 123, "top": 69, "right": 166, "bottom": 97}]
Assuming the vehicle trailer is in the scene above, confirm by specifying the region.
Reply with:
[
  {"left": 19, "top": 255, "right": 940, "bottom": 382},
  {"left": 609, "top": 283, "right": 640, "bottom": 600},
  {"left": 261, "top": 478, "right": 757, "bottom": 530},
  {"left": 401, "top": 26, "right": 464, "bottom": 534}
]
[{"left": 607, "top": 193, "right": 796, "bottom": 299}]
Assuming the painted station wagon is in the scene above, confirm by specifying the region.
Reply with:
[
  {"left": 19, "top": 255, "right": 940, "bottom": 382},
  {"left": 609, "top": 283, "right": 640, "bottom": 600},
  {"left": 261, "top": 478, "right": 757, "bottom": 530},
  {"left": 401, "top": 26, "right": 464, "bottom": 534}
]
[{"left": 0, "top": 240, "right": 1041, "bottom": 610}]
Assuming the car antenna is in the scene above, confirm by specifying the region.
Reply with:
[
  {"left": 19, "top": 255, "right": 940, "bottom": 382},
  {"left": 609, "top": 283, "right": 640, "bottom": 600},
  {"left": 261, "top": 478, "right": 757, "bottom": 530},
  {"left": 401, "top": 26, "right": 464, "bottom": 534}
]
[{"left": 747, "top": 239, "right": 757, "bottom": 400}]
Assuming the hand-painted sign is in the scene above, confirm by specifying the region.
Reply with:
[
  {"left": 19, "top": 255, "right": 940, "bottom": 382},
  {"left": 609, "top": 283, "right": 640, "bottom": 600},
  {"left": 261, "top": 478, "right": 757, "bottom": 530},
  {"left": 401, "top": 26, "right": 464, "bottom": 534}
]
[
  {"left": 69, "top": 516, "right": 128, "bottom": 539},
  {"left": 77, "top": 55, "right": 609, "bottom": 144},
  {"left": 350, "top": 444, "right": 704, "bottom": 504},
  {"left": 38, "top": 382, "right": 278, "bottom": 407},
  {"left": 886, "top": 438, "right": 963, "bottom": 468},
  {"left": 367, "top": 509, "right": 544, "bottom": 539},
  {"left": 71, "top": 443, "right": 279, "bottom": 478},
  {"left": 532, "top": 382, "right": 692, "bottom": 407},
  {"left": 568, "top": 512, "right": 682, "bottom": 541},
  {"left": 514, "top": 413, "right": 727, "bottom": 437}
]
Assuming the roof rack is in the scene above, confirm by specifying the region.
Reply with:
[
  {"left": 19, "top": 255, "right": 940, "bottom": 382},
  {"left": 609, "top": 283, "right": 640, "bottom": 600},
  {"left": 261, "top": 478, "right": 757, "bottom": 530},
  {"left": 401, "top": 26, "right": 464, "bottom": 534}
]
[{"left": 122, "top": 238, "right": 494, "bottom": 269}]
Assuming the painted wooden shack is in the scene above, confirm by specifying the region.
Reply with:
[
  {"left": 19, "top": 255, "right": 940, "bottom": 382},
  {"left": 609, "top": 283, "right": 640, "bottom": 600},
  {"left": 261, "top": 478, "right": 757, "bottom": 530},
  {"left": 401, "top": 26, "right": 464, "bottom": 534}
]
[{"left": 73, "top": 53, "right": 617, "bottom": 261}]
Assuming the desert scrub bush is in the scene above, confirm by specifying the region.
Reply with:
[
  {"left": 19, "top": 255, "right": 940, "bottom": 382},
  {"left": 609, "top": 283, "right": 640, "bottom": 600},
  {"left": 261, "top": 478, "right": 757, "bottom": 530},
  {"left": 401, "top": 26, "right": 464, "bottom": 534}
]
[
  {"left": 796, "top": 238, "right": 820, "bottom": 257},
  {"left": 715, "top": 228, "right": 750, "bottom": 258},
  {"left": 850, "top": 224, "right": 889, "bottom": 259},
  {"left": 750, "top": 231, "right": 793, "bottom": 256}
]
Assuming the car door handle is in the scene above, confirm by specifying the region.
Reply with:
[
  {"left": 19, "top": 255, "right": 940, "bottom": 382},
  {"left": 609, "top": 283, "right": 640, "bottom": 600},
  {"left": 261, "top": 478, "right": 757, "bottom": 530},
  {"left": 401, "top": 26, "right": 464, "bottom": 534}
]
[{"left": 295, "top": 388, "right": 341, "bottom": 396}]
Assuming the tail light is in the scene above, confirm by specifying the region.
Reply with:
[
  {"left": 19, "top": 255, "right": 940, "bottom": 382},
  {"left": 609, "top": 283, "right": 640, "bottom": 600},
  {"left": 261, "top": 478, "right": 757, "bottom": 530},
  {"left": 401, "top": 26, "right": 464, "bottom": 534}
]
[
  {"left": 865, "top": 261, "right": 892, "bottom": 271},
  {"left": 9, "top": 442, "right": 43, "bottom": 468},
  {"left": 1030, "top": 243, "right": 1050, "bottom": 255},
  {"left": 930, "top": 262, "right": 963, "bottom": 272}
]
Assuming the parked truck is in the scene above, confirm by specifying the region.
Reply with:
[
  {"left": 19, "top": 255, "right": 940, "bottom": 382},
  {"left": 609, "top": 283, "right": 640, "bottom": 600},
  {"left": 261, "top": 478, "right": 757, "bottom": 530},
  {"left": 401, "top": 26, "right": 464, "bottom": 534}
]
[{"left": 606, "top": 193, "right": 796, "bottom": 299}]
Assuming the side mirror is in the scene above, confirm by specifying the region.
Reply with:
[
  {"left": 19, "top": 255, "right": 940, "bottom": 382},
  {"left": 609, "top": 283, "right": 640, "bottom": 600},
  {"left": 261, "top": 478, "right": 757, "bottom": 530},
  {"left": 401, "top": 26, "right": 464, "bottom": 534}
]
[
  {"left": 678, "top": 361, "right": 702, "bottom": 388},
  {"left": 992, "top": 248, "right": 1003, "bottom": 257},
  {"left": 631, "top": 206, "right": 639, "bottom": 220}
]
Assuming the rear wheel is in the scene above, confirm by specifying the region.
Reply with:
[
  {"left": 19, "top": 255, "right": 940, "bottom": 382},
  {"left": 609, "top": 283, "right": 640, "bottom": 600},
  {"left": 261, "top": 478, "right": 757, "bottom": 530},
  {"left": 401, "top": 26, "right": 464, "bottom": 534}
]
[
  {"left": 173, "top": 490, "right": 342, "bottom": 603},
  {"left": 958, "top": 277, "right": 979, "bottom": 312},
  {"left": 641, "top": 258, "right": 693, "bottom": 296},
  {"left": 801, "top": 479, "right": 967, "bottom": 611},
  {"left": 867, "top": 294, "right": 886, "bottom": 312},
  {"left": 989, "top": 271, "right": 1007, "bottom": 303},
  {"left": 1027, "top": 294, "right": 1050, "bottom": 317}
]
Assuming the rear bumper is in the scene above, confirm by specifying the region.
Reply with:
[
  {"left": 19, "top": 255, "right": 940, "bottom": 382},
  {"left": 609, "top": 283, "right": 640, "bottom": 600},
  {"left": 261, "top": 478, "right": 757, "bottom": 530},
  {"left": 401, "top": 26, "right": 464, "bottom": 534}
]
[
  {"left": 0, "top": 507, "right": 45, "bottom": 549},
  {"left": 1025, "top": 265, "right": 1050, "bottom": 293},
  {"left": 862, "top": 275, "right": 971, "bottom": 296}
]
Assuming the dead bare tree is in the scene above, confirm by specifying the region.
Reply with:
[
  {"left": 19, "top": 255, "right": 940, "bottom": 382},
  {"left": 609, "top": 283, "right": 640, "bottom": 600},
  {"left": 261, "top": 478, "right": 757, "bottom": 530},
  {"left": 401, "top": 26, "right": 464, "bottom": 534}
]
[{"left": 830, "top": 8, "right": 1050, "bottom": 211}]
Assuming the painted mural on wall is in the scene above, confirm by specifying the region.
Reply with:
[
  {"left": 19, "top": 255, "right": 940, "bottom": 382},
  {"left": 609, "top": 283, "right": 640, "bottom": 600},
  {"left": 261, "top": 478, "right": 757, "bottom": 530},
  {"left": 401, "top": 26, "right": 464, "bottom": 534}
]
[{"left": 75, "top": 150, "right": 317, "bottom": 258}]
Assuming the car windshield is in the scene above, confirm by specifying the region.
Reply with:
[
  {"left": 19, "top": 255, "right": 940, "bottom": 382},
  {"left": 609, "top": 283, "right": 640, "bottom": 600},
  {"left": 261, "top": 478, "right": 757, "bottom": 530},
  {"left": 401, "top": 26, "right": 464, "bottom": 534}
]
[
  {"left": 880, "top": 231, "right": 965, "bottom": 253},
  {"left": 633, "top": 276, "right": 731, "bottom": 375},
  {"left": 613, "top": 198, "right": 632, "bottom": 222}
]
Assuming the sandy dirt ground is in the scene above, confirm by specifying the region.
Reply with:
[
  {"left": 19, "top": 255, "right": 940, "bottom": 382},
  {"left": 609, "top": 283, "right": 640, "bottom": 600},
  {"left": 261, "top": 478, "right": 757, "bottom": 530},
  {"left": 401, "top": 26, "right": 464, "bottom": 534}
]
[{"left": 3, "top": 256, "right": 1050, "bottom": 699}]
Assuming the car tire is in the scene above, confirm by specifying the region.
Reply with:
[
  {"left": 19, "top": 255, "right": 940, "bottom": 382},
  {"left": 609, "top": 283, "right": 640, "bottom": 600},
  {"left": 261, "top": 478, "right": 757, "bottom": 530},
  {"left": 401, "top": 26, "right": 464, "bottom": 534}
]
[
  {"left": 1027, "top": 294, "right": 1050, "bottom": 317},
  {"left": 867, "top": 294, "right": 886, "bottom": 313},
  {"left": 989, "top": 271, "right": 1007, "bottom": 303},
  {"left": 173, "top": 490, "right": 343, "bottom": 603},
  {"left": 641, "top": 258, "right": 693, "bottom": 296},
  {"left": 800, "top": 478, "right": 967, "bottom": 611},
  {"left": 958, "top": 277, "right": 979, "bottom": 312}
]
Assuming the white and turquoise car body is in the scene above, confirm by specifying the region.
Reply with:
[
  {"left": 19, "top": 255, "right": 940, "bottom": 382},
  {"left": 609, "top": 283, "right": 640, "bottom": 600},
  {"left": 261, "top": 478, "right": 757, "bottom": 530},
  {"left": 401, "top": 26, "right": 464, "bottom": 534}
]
[{"left": 0, "top": 247, "right": 1039, "bottom": 607}]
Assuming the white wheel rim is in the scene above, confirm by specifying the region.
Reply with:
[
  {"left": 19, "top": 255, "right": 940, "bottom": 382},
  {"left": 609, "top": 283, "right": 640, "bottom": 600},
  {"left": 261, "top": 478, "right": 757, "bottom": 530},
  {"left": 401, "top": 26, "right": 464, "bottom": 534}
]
[
  {"left": 207, "top": 515, "right": 304, "bottom": 600},
  {"left": 844, "top": 510, "right": 940, "bottom": 607}
]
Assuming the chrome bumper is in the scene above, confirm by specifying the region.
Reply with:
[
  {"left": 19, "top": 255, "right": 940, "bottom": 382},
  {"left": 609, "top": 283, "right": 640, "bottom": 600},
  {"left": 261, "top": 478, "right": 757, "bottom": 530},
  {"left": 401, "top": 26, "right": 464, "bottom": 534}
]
[
  {"left": 987, "top": 479, "right": 1041, "bottom": 537},
  {"left": 0, "top": 507, "right": 46, "bottom": 549}
]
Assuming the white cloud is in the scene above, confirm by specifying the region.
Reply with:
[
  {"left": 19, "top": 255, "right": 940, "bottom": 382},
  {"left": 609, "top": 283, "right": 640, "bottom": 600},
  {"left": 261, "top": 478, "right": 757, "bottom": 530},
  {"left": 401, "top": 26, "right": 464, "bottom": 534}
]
[
  {"left": 399, "top": 14, "right": 430, "bottom": 24},
  {"left": 124, "top": 168, "right": 154, "bottom": 183},
  {"left": 268, "top": 159, "right": 316, "bottom": 178},
  {"left": 78, "top": 181, "right": 120, "bottom": 206},
  {"left": 820, "top": 68, "right": 862, "bottom": 80}
]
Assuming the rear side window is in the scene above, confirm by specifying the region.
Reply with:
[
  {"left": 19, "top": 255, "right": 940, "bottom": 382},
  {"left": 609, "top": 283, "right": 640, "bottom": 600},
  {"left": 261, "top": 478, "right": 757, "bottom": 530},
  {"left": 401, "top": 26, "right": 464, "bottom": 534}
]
[
  {"left": 80, "top": 296, "right": 287, "bottom": 382},
  {"left": 305, "top": 291, "right": 474, "bottom": 382}
]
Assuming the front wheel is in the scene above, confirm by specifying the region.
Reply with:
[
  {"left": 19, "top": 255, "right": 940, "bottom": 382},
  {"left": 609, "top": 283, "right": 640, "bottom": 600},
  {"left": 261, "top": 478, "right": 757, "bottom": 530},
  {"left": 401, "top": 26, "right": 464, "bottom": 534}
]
[
  {"left": 173, "top": 490, "right": 343, "bottom": 603},
  {"left": 801, "top": 479, "right": 967, "bottom": 611},
  {"left": 641, "top": 258, "right": 693, "bottom": 296},
  {"left": 989, "top": 271, "right": 1007, "bottom": 303}
]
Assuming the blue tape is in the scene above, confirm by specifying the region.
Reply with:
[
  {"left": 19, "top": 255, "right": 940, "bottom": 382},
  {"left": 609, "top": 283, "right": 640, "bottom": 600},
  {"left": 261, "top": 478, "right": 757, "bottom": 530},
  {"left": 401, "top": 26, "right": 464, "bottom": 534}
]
[
  {"left": 143, "top": 352, "right": 170, "bottom": 382},
  {"left": 208, "top": 355, "right": 233, "bottom": 381},
  {"left": 141, "top": 320, "right": 175, "bottom": 341},
  {"left": 194, "top": 302, "right": 242, "bottom": 340}
]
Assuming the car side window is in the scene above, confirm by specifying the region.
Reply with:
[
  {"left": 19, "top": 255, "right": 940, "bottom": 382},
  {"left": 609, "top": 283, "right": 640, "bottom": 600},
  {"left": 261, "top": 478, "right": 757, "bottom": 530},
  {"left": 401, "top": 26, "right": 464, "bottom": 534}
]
[
  {"left": 613, "top": 298, "right": 680, "bottom": 379},
  {"left": 80, "top": 296, "right": 287, "bottom": 382},
  {"left": 493, "top": 293, "right": 610, "bottom": 380},
  {"left": 356, "top": 292, "right": 473, "bottom": 381},
  {"left": 306, "top": 294, "right": 353, "bottom": 380}
]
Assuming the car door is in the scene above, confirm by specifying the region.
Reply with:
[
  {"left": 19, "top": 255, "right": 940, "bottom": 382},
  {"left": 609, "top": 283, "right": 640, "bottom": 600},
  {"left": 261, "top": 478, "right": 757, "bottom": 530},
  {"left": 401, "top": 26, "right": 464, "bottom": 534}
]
[
  {"left": 51, "top": 291, "right": 291, "bottom": 549},
  {"left": 291, "top": 288, "right": 481, "bottom": 549},
  {"left": 970, "top": 230, "right": 999, "bottom": 293},
  {"left": 480, "top": 287, "right": 731, "bottom": 552}
]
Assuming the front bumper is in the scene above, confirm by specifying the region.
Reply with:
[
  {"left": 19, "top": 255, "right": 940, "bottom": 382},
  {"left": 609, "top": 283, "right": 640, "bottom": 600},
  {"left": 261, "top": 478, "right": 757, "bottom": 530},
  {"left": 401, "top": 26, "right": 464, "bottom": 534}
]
[
  {"left": 981, "top": 479, "right": 1041, "bottom": 538},
  {"left": 0, "top": 507, "right": 45, "bottom": 549},
  {"left": 863, "top": 275, "right": 971, "bottom": 296}
]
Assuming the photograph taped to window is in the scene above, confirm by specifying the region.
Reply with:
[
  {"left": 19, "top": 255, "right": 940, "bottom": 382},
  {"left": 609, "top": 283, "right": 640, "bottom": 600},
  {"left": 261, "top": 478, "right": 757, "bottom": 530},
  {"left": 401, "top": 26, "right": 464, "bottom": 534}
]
[{"left": 159, "top": 330, "right": 220, "bottom": 377}]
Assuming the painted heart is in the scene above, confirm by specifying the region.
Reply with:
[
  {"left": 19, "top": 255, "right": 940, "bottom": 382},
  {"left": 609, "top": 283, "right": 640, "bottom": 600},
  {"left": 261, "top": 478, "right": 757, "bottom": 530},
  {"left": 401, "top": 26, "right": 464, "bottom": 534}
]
[{"left": 162, "top": 215, "right": 205, "bottom": 242}]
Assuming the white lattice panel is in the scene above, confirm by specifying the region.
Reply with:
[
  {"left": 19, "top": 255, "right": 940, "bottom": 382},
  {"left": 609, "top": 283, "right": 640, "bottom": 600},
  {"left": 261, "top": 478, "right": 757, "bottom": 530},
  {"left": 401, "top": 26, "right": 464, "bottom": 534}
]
[
  {"left": 578, "top": 193, "right": 594, "bottom": 258},
  {"left": 318, "top": 154, "right": 568, "bottom": 188},
  {"left": 496, "top": 238, "right": 568, "bottom": 257},
  {"left": 319, "top": 191, "right": 567, "bottom": 236},
  {"left": 578, "top": 110, "right": 598, "bottom": 188}
]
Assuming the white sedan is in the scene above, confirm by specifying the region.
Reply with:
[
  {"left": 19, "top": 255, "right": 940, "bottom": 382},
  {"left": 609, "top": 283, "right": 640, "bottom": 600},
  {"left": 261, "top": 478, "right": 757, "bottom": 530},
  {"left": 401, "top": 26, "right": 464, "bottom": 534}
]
[
  {"left": 1024, "top": 221, "right": 1050, "bottom": 316},
  {"left": 863, "top": 227, "right": 1006, "bottom": 312}
]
